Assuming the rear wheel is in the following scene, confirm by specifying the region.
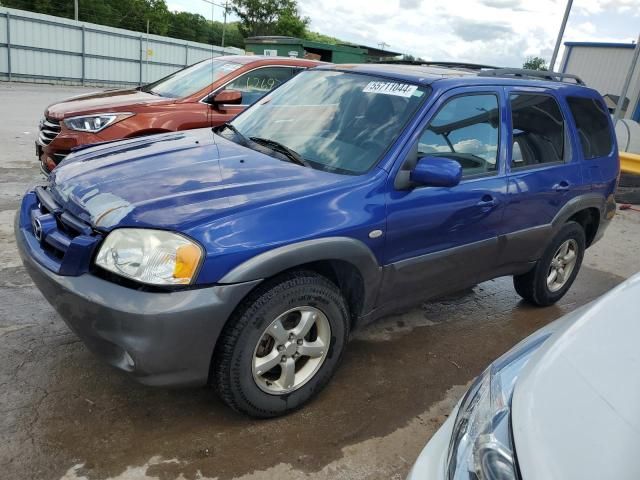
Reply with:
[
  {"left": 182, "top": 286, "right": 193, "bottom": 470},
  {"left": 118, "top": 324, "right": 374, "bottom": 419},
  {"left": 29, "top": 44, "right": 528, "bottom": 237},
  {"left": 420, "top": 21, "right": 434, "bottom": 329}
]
[
  {"left": 213, "top": 271, "right": 349, "bottom": 417},
  {"left": 514, "top": 221, "right": 585, "bottom": 306}
]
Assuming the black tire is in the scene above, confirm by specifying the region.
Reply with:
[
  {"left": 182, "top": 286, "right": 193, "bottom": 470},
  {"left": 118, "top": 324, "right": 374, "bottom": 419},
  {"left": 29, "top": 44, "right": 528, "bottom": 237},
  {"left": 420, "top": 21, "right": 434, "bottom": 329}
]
[
  {"left": 514, "top": 221, "right": 586, "bottom": 306},
  {"left": 212, "top": 270, "right": 349, "bottom": 418}
]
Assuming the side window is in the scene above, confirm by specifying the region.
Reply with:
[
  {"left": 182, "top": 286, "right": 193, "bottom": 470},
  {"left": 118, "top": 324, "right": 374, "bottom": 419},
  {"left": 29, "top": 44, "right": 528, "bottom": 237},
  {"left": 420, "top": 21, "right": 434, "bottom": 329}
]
[
  {"left": 510, "top": 94, "right": 565, "bottom": 168},
  {"left": 418, "top": 94, "right": 500, "bottom": 177},
  {"left": 567, "top": 96, "right": 613, "bottom": 159},
  {"left": 224, "top": 67, "right": 294, "bottom": 105}
]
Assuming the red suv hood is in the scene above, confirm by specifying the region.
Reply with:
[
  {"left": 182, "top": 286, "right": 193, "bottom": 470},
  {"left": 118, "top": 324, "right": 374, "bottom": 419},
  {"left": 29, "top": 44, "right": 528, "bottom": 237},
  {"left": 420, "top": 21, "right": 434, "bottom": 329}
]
[{"left": 45, "top": 89, "right": 169, "bottom": 120}]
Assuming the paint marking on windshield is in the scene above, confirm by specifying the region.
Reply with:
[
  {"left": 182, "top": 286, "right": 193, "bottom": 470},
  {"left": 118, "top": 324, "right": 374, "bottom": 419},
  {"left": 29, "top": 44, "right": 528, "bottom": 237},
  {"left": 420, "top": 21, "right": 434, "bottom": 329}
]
[{"left": 363, "top": 81, "right": 418, "bottom": 98}]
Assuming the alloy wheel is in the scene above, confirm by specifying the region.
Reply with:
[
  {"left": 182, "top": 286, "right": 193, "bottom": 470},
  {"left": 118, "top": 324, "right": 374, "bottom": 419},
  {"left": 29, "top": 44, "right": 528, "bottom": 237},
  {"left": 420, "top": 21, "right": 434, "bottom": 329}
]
[
  {"left": 252, "top": 306, "right": 331, "bottom": 394},
  {"left": 547, "top": 239, "right": 578, "bottom": 293}
]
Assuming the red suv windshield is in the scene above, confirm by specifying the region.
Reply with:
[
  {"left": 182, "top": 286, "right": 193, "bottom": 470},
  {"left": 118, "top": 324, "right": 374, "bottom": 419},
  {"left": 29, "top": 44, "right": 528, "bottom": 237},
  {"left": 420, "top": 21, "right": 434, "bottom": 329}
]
[{"left": 141, "top": 59, "right": 242, "bottom": 98}]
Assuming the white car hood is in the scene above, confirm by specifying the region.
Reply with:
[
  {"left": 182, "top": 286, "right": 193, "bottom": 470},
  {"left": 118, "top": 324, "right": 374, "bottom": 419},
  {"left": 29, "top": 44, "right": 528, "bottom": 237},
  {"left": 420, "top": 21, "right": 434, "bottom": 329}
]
[{"left": 512, "top": 274, "right": 640, "bottom": 480}]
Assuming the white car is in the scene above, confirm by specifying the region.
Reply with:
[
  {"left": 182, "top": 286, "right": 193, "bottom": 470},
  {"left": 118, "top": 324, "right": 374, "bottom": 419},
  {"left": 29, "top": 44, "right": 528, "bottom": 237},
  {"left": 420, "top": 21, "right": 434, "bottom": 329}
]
[{"left": 407, "top": 273, "right": 640, "bottom": 480}]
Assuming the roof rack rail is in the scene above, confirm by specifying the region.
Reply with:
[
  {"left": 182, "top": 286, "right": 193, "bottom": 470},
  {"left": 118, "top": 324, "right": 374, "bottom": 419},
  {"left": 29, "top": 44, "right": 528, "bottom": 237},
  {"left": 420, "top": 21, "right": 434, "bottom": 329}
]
[
  {"left": 419, "top": 61, "right": 500, "bottom": 70},
  {"left": 374, "top": 60, "right": 499, "bottom": 70},
  {"left": 477, "top": 68, "right": 585, "bottom": 85}
]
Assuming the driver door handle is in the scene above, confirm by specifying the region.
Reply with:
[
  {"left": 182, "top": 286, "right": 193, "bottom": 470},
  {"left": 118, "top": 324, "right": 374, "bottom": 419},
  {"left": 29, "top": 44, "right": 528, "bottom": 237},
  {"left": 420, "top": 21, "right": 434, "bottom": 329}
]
[
  {"left": 554, "top": 180, "right": 570, "bottom": 192},
  {"left": 477, "top": 195, "right": 498, "bottom": 208}
]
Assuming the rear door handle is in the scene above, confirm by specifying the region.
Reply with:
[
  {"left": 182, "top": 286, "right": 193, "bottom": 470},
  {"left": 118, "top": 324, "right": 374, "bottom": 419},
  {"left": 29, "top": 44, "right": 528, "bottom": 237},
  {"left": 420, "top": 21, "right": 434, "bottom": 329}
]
[{"left": 554, "top": 180, "right": 570, "bottom": 192}]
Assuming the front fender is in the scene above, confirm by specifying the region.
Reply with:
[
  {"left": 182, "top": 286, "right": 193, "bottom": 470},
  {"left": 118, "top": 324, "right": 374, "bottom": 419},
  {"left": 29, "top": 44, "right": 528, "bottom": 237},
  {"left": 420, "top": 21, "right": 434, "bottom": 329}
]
[{"left": 219, "top": 236, "right": 383, "bottom": 315}]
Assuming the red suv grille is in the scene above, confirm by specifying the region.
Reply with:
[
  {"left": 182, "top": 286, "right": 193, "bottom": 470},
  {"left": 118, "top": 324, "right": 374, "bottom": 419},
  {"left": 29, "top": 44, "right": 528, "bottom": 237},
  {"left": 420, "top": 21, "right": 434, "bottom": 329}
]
[{"left": 38, "top": 117, "right": 61, "bottom": 146}]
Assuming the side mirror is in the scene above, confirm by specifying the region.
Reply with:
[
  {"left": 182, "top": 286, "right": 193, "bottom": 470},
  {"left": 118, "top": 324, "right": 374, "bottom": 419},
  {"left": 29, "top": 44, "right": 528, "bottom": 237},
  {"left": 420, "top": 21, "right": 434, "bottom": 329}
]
[
  {"left": 410, "top": 156, "right": 462, "bottom": 188},
  {"left": 209, "top": 89, "right": 242, "bottom": 108}
]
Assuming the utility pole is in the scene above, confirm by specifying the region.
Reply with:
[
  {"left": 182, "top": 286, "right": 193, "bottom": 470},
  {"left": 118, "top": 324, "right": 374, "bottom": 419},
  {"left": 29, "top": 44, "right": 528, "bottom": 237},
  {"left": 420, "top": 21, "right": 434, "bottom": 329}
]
[
  {"left": 614, "top": 33, "right": 640, "bottom": 124},
  {"left": 145, "top": 19, "right": 150, "bottom": 84},
  {"left": 378, "top": 42, "right": 389, "bottom": 50},
  {"left": 202, "top": 0, "right": 228, "bottom": 51},
  {"left": 74, "top": 0, "right": 78, "bottom": 21},
  {"left": 549, "top": 0, "right": 573, "bottom": 71},
  {"left": 221, "top": 1, "right": 228, "bottom": 49}
]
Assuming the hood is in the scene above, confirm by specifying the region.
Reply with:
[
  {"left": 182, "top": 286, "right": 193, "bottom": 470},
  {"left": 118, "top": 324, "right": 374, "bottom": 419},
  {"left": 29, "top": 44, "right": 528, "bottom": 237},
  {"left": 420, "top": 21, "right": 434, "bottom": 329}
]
[
  {"left": 45, "top": 89, "right": 169, "bottom": 119},
  {"left": 48, "top": 128, "right": 352, "bottom": 230},
  {"left": 512, "top": 273, "right": 640, "bottom": 480}
]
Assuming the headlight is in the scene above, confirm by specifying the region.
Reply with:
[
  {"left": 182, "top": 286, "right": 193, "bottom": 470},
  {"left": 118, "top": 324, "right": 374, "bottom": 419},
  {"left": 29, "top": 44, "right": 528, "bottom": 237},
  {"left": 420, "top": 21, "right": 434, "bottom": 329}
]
[
  {"left": 95, "top": 229, "right": 203, "bottom": 286},
  {"left": 64, "top": 112, "right": 133, "bottom": 132},
  {"left": 446, "top": 331, "right": 552, "bottom": 480}
]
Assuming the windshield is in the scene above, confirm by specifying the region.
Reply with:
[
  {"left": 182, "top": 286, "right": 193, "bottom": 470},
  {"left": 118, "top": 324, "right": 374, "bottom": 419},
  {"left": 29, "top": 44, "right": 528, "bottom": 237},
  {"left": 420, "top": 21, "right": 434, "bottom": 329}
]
[
  {"left": 228, "top": 70, "right": 429, "bottom": 174},
  {"left": 141, "top": 59, "right": 241, "bottom": 98}
]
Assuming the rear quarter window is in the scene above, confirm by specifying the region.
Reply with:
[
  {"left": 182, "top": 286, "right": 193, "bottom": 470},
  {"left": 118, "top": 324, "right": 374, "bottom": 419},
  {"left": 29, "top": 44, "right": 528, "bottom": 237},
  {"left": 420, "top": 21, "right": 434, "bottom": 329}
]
[{"left": 567, "top": 96, "right": 613, "bottom": 159}]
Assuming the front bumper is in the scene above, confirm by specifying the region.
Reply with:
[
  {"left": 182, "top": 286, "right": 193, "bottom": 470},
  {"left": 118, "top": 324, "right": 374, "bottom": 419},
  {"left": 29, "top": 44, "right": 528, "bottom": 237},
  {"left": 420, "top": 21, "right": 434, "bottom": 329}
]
[
  {"left": 16, "top": 211, "right": 260, "bottom": 387},
  {"left": 37, "top": 128, "right": 105, "bottom": 172},
  {"left": 406, "top": 405, "right": 458, "bottom": 480}
]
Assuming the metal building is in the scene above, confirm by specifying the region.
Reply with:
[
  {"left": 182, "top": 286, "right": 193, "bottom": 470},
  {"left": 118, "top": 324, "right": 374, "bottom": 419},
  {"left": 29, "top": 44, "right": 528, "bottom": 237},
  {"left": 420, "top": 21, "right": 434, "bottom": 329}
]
[{"left": 560, "top": 41, "right": 640, "bottom": 121}]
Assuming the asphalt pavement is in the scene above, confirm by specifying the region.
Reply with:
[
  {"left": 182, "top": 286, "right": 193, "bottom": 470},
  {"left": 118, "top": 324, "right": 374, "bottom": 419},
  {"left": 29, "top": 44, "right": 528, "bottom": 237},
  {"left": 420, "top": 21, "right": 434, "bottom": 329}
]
[{"left": 1, "top": 81, "right": 640, "bottom": 480}]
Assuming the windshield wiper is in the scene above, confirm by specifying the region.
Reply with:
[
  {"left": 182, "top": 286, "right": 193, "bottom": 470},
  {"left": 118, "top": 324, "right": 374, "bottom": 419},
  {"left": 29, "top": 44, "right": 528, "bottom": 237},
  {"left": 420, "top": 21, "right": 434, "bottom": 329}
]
[
  {"left": 249, "top": 137, "right": 311, "bottom": 167},
  {"left": 216, "top": 123, "right": 250, "bottom": 146}
]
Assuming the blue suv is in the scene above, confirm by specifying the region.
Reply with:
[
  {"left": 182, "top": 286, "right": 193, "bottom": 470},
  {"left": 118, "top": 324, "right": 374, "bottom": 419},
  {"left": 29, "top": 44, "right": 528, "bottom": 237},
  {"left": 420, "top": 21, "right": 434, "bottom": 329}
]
[{"left": 16, "top": 64, "right": 618, "bottom": 417}]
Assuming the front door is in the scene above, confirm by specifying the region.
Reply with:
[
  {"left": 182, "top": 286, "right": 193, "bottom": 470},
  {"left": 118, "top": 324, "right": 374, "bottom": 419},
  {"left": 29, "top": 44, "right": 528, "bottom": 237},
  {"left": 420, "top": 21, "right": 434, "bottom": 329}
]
[{"left": 380, "top": 87, "right": 509, "bottom": 306}]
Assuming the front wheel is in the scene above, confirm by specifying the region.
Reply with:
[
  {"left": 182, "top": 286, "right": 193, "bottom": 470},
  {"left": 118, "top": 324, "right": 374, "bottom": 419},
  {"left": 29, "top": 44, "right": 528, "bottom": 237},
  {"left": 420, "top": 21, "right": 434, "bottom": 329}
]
[
  {"left": 514, "top": 221, "right": 586, "bottom": 306},
  {"left": 213, "top": 271, "right": 349, "bottom": 417}
]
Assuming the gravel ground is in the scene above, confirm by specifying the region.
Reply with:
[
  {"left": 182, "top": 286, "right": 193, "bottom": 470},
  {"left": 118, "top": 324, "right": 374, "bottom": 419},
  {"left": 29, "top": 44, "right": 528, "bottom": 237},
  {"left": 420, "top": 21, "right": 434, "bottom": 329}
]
[{"left": 1, "top": 81, "right": 639, "bottom": 480}]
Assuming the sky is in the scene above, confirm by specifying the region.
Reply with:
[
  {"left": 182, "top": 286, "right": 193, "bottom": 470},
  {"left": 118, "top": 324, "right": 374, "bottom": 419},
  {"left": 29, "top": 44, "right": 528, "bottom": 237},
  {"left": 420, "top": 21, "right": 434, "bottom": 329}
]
[{"left": 167, "top": 0, "right": 640, "bottom": 68}]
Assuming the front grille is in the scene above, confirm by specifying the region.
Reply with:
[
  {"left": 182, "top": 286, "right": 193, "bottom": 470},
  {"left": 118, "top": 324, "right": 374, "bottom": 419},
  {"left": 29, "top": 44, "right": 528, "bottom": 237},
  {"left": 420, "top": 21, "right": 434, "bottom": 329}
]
[
  {"left": 53, "top": 152, "right": 68, "bottom": 163},
  {"left": 38, "top": 117, "right": 61, "bottom": 145},
  {"left": 23, "top": 186, "right": 100, "bottom": 276}
]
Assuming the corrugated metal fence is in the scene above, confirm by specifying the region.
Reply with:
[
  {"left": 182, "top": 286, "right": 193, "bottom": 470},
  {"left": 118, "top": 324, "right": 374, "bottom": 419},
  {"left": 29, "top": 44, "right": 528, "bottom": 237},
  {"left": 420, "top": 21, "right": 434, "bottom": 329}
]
[{"left": 0, "top": 7, "right": 244, "bottom": 87}]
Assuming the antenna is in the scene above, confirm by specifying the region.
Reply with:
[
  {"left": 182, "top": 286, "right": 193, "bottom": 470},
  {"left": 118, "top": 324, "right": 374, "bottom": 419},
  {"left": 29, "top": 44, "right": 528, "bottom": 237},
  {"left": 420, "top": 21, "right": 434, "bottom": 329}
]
[
  {"left": 203, "top": 0, "right": 216, "bottom": 129},
  {"left": 201, "top": 0, "right": 229, "bottom": 130}
]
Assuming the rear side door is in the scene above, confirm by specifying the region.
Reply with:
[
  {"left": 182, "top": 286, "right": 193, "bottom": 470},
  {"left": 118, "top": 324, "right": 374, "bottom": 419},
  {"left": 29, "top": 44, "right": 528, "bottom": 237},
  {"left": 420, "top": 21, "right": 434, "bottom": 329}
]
[
  {"left": 499, "top": 89, "right": 584, "bottom": 266},
  {"left": 207, "top": 66, "right": 300, "bottom": 125},
  {"left": 380, "top": 87, "right": 509, "bottom": 306}
]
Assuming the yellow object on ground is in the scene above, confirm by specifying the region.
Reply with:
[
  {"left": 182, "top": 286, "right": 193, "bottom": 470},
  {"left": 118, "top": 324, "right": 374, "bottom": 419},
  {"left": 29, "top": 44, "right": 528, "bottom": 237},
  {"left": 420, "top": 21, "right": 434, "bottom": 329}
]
[{"left": 620, "top": 151, "right": 640, "bottom": 175}]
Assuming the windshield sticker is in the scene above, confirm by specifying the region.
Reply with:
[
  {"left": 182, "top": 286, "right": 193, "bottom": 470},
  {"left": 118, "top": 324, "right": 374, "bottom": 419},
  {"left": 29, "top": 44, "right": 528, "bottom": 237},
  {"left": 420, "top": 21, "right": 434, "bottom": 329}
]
[{"left": 363, "top": 81, "right": 418, "bottom": 97}]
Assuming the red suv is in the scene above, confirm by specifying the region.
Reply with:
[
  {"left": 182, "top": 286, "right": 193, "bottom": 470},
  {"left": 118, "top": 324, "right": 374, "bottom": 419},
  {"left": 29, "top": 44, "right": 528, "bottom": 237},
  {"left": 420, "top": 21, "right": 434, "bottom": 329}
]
[{"left": 37, "top": 55, "right": 323, "bottom": 172}]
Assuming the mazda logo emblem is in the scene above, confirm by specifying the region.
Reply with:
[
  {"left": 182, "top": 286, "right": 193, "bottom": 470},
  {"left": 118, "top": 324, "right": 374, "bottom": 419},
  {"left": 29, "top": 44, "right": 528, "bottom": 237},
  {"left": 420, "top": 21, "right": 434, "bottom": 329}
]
[{"left": 32, "top": 217, "right": 43, "bottom": 241}]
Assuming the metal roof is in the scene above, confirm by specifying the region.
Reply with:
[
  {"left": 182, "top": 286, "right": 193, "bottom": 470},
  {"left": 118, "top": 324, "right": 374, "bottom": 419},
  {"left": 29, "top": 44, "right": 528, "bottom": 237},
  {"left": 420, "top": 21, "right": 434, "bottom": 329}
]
[
  {"left": 564, "top": 41, "right": 637, "bottom": 49},
  {"left": 317, "top": 63, "right": 474, "bottom": 84},
  {"left": 245, "top": 36, "right": 400, "bottom": 56}
]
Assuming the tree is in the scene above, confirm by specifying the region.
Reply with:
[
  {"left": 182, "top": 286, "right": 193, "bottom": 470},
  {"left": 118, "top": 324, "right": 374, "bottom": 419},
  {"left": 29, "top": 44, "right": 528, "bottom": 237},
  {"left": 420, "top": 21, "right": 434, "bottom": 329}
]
[
  {"left": 231, "top": 0, "right": 308, "bottom": 38},
  {"left": 523, "top": 56, "right": 548, "bottom": 71},
  {"left": 1, "top": 0, "right": 319, "bottom": 50},
  {"left": 168, "top": 11, "right": 211, "bottom": 43},
  {"left": 304, "top": 30, "right": 343, "bottom": 45},
  {"left": 3, "top": 0, "right": 170, "bottom": 34}
]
